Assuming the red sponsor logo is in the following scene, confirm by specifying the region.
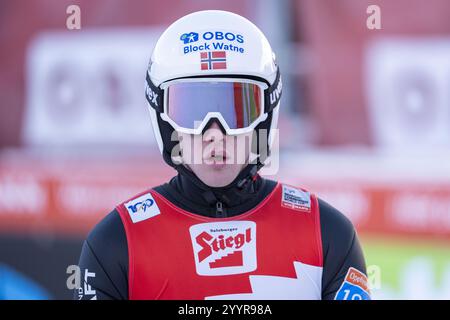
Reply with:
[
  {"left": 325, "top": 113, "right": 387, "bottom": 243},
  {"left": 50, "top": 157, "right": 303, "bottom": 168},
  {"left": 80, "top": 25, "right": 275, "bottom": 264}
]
[
  {"left": 345, "top": 267, "right": 370, "bottom": 293},
  {"left": 196, "top": 228, "right": 252, "bottom": 263}
]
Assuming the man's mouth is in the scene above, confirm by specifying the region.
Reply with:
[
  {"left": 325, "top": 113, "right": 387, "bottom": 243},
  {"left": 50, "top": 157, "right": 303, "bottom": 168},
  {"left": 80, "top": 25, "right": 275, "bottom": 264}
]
[{"left": 206, "top": 150, "right": 228, "bottom": 163}]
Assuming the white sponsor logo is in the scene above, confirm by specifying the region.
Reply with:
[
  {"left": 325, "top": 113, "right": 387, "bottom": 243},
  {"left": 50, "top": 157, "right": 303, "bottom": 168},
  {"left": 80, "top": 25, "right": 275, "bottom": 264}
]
[
  {"left": 125, "top": 192, "right": 160, "bottom": 223},
  {"left": 281, "top": 185, "right": 311, "bottom": 212},
  {"left": 189, "top": 221, "right": 257, "bottom": 276}
]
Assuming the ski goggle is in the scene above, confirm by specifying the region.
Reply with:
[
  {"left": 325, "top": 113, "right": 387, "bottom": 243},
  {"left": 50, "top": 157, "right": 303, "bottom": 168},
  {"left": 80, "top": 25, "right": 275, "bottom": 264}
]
[
  {"left": 145, "top": 68, "right": 282, "bottom": 135},
  {"left": 159, "top": 78, "right": 268, "bottom": 135}
]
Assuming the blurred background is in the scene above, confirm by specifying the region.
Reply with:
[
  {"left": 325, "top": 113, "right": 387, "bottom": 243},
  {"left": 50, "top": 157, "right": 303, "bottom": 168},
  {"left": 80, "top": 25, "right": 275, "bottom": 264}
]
[{"left": 1, "top": 0, "right": 450, "bottom": 299}]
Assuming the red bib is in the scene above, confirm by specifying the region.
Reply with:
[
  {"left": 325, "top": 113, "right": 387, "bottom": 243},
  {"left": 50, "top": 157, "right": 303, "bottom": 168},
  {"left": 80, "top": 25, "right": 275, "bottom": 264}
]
[{"left": 117, "top": 183, "right": 323, "bottom": 300}]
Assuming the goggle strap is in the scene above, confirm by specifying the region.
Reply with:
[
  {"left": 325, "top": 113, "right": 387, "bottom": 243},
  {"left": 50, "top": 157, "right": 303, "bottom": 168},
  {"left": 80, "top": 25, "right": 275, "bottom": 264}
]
[
  {"left": 145, "top": 71, "right": 164, "bottom": 113},
  {"left": 265, "top": 67, "right": 282, "bottom": 113}
]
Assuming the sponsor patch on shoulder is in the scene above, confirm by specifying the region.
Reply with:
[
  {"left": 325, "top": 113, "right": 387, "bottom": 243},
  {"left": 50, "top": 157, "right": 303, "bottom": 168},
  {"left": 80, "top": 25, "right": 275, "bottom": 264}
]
[
  {"left": 335, "top": 267, "right": 371, "bottom": 300},
  {"left": 124, "top": 192, "right": 160, "bottom": 223},
  {"left": 281, "top": 184, "right": 311, "bottom": 212}
]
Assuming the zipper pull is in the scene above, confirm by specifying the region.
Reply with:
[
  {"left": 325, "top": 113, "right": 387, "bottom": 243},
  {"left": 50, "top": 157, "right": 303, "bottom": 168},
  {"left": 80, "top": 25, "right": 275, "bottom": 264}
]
[{"left": 216, "top": 201, "right": 226, "bottom": 218}]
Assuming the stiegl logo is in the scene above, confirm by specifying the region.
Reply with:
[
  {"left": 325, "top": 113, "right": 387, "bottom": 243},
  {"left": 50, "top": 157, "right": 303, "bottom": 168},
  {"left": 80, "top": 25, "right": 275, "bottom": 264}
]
[
  {"left": 189, "top": 221, "right": 257, "bottom": 276},
  {"left": 196, "top": 227, "right": 252, "bottom": 262}
]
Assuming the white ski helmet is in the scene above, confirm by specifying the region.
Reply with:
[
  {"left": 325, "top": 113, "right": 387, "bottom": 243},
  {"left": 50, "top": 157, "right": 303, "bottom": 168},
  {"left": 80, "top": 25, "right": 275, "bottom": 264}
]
[{"left": 145, "top": 10, "right": 282, "bottom": 172}]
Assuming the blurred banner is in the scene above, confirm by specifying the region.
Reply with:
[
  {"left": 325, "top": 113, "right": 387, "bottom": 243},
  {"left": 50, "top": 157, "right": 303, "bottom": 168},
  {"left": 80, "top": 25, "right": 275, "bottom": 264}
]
[
  {"left": 23, "top": 28, "right": 161, "bottom": 147},
  {"left": 366, "top": 38, "right": 450, "bottom": 150},
  {"left": 0, "top": 0, "right": 449, "bottom": 300}
]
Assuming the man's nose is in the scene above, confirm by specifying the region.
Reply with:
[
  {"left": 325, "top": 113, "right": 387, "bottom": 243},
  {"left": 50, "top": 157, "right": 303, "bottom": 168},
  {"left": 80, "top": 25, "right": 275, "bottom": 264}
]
[
  {"left": 207, "top": 121, "right": 220, "bottom": 131},
  {"left": 203, "top": 121, "right": 225, "bottom": 142}
]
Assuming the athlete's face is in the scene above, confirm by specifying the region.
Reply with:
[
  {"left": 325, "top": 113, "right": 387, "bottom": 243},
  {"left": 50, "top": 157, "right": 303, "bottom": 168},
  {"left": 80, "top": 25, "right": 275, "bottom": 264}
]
[{"left": 178, "top": 122, "right": 253, "bottom": 187}]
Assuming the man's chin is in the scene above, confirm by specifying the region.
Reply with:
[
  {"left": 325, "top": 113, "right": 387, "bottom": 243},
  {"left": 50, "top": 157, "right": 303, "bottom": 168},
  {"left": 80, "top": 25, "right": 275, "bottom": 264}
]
[
  {"left": 206, "top": 162, "right": 228, "bottom": 171},
  {"left": 201, "top": 167, "right": 240, "bottom": 187}
]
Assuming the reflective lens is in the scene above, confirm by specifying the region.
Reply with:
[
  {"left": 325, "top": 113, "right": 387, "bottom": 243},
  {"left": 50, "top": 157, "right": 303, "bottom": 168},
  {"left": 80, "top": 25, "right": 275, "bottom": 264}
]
[{"left": 166, "top": 81, "right": 263, "bottom": 130}]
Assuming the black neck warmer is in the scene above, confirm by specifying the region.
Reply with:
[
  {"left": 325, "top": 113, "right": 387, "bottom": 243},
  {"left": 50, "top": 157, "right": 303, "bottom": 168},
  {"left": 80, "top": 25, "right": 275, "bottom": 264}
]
[{"left": 153, "top": 165, "right": 277, "bottom": 218}]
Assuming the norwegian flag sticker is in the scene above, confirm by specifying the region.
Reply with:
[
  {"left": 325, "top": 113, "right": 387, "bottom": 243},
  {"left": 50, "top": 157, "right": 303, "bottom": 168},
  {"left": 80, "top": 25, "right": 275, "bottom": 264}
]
[{"left": 200, "top": 51, "right": 227, "bottom": 70}]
